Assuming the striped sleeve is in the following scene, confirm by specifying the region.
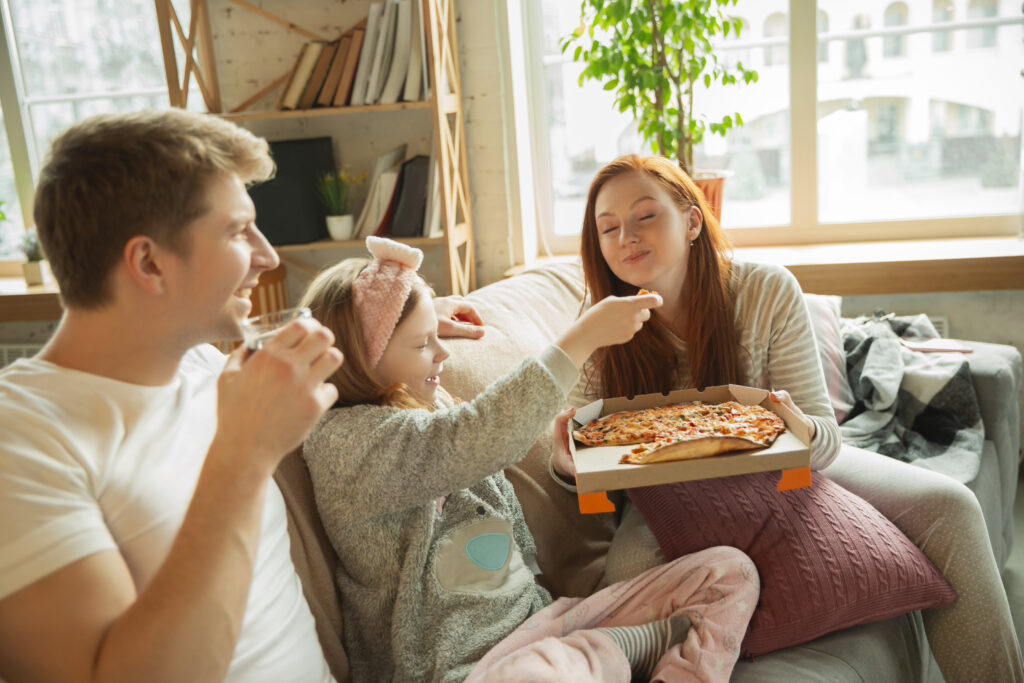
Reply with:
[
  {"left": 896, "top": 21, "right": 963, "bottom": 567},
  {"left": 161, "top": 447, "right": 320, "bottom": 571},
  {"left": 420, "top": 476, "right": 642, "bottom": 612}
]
[{"left": 735, "top": 262, "right": 842, "bottom": 469}]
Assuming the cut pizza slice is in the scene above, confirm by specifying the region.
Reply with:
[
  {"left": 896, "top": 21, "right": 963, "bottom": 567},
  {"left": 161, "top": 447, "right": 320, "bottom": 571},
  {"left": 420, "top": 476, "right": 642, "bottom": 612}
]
[{"left": 619, "top": 435, "right": 773, "bottom": 465}]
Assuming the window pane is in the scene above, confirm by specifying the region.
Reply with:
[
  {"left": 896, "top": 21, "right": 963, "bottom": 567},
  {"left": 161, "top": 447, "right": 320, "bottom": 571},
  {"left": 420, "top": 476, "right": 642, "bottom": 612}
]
[
  {"left": 0, "top": 108, "right": 24, "bottom": 259},
  {"left": 817, "top": 0, "right": 1022, "bottom": 223},
  {"left": 538, "top": 0, "right": 789, "bottom": 237},
  {"left": 704, "top": 0, "right": 790, "bottom": 228},
  {"left": 8, "top": 0, "right": 195, "bottom": 162}
]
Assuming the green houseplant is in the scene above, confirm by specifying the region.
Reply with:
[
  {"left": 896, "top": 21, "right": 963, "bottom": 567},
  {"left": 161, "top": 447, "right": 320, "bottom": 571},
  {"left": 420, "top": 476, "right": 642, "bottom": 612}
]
[
  {"left": 18, "top": 226, "right": 53, "bottom": 286},
  {"left": 315, "top": 167, "right": 367, "bottom": 241},
  {"left": 562, "top": 0, "right": 758, "bottom": 217}
]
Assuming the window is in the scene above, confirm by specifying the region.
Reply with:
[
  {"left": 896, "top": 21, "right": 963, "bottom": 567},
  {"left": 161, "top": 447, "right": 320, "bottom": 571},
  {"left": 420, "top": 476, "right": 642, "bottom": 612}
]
[
  {"left": 0, "top": 0, "right": 193, "bottom": 264},
  {"left": 523, "top": 0, "right": 1022, "bottom": 253},
  {"left": 967, "top": 0, "right": 998, "bottom": 48},
  {"left": 883, "top": 2, "right": 908, "bottom": 57},
  {"left": 932, "top": 0, "right": 954, "bottom": 52}
]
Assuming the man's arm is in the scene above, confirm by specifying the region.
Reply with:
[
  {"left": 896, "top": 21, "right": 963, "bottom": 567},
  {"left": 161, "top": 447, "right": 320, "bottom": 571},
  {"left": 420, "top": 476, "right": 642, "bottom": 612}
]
[
  {"left": 433, "top": 295, "right": 484, "bottom": 339},
  {"left": 0, "top": 320, "right": 341, "bottom": 683}
]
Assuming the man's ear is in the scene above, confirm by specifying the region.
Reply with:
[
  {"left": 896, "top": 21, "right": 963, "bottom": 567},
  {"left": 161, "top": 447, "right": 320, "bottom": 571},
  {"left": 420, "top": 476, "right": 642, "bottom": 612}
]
[{"left": 123, "top": 236, "right": 167, "bottom": 295}]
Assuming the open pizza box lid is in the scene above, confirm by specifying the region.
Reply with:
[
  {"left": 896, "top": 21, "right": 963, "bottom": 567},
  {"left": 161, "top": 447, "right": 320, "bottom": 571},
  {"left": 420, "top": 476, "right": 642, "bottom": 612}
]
[{"left": 569, "top": 384, "right": 811, "bottom": 495}]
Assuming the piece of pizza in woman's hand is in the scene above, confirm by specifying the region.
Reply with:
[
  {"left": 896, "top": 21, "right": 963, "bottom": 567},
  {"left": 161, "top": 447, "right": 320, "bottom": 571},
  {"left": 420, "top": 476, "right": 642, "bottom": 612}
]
[{"left": 551, "top": 407, "right": 577, "bottom": 482}]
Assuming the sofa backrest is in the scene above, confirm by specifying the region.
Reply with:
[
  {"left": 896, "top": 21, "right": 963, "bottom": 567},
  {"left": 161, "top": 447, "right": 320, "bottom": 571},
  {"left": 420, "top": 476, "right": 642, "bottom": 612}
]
[{"left": 272, "top": 259, "right": 848, "bottom": 681}]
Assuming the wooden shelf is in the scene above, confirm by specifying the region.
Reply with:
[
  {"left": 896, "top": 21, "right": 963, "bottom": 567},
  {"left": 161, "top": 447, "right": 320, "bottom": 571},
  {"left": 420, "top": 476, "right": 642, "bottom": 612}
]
[
  {"left": 218, "top": 100, "right": 431, "bottom": 123},
  {"left": 155, "top": 0, "right": 476, "bottom": 296}
]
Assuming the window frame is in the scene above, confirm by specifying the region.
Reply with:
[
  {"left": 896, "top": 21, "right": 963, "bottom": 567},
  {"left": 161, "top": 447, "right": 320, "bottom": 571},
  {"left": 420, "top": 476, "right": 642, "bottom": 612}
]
[
  {"left": 0, "top": 0, "right": 179, "bottom": 274},
  {"left": 521, "top": 0, "right": 1023, "bottom": 256}
]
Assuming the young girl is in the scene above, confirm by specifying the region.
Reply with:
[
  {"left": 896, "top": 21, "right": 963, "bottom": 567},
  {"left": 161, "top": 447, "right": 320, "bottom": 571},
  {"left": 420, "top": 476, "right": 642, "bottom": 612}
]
[
  {"left": 299, "top": 236, "right": 761, "bottom": 683},
  {"left": 552, "top": 154, "right": 1023, "bottom": 682}
]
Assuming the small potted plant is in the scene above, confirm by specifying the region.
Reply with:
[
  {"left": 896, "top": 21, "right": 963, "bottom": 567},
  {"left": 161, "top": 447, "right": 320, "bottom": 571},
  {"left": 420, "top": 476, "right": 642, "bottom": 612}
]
[
  {"left": 315, "top": 167, "right": 367, "bottom": 241},
  {"left": 563, "top": 0, "right": 758, "bottom": 220},
  {"left": 19, "top": 226, "right": 53, "bottom": 287}
]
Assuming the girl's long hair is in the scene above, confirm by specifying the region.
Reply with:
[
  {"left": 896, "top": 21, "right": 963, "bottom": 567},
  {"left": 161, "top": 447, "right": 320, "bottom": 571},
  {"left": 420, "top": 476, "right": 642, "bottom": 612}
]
[
  {"left": 579, "top": 154, "right": 742, "bottom": 398},
  {"left": 298, "top": 258, "right": 433, "bottom": 410}
]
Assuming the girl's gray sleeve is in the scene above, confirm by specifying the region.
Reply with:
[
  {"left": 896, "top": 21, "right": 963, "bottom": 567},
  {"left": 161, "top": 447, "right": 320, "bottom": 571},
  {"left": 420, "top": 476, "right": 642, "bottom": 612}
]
[{"left": 304, "top": 345, "right": 578, "bottom": 520}]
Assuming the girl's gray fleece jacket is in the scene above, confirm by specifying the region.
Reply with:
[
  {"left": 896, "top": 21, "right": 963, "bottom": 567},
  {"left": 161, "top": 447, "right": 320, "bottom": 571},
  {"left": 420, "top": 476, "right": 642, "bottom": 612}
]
[{"left": 302, "top": 345, "right": 579, "bottom": 682}]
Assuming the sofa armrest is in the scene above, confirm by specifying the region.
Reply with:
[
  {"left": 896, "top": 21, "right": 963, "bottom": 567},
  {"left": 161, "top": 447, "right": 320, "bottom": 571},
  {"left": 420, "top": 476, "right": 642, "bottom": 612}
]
[{"left": 960, "top": 340, "right": 1022, "bottom": 563}]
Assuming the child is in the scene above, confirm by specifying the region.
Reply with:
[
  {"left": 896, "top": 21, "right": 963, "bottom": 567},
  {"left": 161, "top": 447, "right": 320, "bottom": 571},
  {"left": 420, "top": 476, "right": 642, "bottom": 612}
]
[{"left": 299, "top": 236, "right": 760, "bottom": 682}]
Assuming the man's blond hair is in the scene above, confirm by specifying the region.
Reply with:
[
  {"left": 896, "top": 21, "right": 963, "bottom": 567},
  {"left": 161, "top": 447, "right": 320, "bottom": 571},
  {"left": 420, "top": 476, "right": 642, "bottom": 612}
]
[{"left": 34, "top": 109, "right": 275, "bottom": 308}]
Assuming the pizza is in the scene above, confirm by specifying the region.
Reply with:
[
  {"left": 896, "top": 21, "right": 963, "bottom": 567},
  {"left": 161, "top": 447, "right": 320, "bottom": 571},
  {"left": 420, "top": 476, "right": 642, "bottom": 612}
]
[{"left": 572, "top": 400, "right": 787, "bottom": 465}]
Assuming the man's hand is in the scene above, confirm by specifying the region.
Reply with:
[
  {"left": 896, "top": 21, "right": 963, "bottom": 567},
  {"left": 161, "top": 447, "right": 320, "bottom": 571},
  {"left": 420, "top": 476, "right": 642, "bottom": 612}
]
[
  {"left": 215, "top": 318, "right": 343, "bottom": 473},
  {"left": 434, "top": 295, "right": 484, "bottom": 339}
]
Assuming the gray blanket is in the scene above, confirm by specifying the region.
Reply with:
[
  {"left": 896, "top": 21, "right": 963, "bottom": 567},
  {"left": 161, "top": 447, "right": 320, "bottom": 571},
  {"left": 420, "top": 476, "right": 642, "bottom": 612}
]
[{"left": 839, "top": 313, "right": 984, "bottom": 484}]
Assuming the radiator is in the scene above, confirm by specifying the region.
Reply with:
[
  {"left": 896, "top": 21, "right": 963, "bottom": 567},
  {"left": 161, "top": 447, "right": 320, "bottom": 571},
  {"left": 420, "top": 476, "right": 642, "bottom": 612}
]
[{"left": 0, "top": 343, "right": 44, "bottom": 369}]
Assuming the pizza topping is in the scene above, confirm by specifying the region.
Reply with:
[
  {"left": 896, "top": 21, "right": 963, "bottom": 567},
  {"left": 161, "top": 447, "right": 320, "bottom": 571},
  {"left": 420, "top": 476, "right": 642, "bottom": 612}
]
[{"left": 572, "top": 400, "right": 787, "bottom": 465}]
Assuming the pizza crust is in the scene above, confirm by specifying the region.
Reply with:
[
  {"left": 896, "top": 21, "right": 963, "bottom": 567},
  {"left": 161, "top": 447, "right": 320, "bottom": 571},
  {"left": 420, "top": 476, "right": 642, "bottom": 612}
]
[{"left": 619, "top": 436, "right": 767, "bottom": 465}]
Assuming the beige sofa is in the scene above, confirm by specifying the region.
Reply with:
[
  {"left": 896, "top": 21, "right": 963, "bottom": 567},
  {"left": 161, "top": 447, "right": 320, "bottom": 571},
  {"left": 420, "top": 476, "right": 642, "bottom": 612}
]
[{"left": 275, "top": 260, "right": 1021, "bottom": 682}]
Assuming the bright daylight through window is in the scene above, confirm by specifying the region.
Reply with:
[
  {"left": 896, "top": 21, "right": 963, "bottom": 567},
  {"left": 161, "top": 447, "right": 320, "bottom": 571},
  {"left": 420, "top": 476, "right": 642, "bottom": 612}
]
[
  {"left": 532, "top": 0, "right": 1023, "bottom": 249},
  {"left": 0, "top": 0, "right": 198, "bottom": 260}
]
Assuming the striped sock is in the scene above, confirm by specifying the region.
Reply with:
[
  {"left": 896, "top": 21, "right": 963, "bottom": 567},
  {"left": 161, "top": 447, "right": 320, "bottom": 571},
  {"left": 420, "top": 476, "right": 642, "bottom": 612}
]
[{"left": 598, "top": 614, "right": 691, "bottom": 679}]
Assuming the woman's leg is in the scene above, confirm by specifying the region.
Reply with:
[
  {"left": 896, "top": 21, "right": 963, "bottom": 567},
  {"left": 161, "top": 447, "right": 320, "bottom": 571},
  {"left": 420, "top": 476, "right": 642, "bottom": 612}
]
[
  {"left": 466, "top": 546, "right": 759, "bottom": 683},
  {"left": 824, "top": 444, "right": 1024, "bottom": 683}
]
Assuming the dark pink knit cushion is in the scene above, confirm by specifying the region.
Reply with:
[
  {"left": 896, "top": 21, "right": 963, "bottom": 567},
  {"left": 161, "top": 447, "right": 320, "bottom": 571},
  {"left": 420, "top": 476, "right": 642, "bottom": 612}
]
[{"left": 628, "top": 472, "right": 956, "bottom": 657}]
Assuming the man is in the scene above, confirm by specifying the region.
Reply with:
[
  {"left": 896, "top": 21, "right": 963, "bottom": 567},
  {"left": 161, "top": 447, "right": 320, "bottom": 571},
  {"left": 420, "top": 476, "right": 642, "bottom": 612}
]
[{"left": 0, "top": 109, "right": 481, "bottom": 682}]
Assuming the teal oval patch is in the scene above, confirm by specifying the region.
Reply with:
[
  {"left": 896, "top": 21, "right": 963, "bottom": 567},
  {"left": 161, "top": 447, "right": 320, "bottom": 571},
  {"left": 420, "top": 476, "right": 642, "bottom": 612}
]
[{"left": 464, "top": 533, "right": 510, "bottom": 572}]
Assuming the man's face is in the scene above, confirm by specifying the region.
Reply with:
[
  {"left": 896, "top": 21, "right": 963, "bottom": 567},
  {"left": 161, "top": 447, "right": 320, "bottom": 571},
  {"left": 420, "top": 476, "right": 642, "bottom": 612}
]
[{"left": 167, "top": 173, "right": 279, "bottom": 344}]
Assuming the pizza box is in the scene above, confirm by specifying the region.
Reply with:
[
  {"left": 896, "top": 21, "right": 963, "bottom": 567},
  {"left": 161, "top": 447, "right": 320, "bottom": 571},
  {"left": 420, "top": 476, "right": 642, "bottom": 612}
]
[{"left": 569, "top": 384, "right": 811, "bottom": 497}]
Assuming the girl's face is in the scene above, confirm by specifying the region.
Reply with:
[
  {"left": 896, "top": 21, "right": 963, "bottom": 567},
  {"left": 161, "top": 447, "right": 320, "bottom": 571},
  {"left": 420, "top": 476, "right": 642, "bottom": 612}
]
[
  {"left": 594, "top": 170, "right": 701, "bottom": 293},
  {"left": 375, "top": 291, "right": 450, "bottom": 404}
]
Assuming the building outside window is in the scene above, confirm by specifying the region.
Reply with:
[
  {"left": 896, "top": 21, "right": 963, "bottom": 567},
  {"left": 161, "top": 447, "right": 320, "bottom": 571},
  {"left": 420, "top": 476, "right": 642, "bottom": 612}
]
[
  {"left": 526, "top": 0, "right": 1022, "bottom": 253},
  {"left": 0, "top": 0, "right": 196, "bottom": 264}
]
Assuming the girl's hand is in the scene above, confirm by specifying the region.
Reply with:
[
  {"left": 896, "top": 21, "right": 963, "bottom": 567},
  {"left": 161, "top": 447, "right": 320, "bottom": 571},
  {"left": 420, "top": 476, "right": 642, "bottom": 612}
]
[
  {"left": 770, "top": 390, "right": 817, "bottom": 439},
  {"left": 555, "top": 293, "right": 663, "bottom": 367},
  {"left": 551, "top": 407, "right": 577, "bottom": 483}
]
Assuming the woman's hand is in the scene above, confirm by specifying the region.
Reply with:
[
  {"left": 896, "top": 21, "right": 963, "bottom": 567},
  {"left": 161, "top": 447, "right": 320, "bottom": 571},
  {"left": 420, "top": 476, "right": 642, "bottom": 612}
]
[
  {"left": 770, "top": 390, "right": 817, "bottom": 439},
  {"left": 434, "top": 295, "right": 485, "bottom": 339},
  {"left": 555, "top": 292, "right": 663, "bottom": 367},
  {"left": 551, "top": 407, "right": 577, "bottom": 483}
]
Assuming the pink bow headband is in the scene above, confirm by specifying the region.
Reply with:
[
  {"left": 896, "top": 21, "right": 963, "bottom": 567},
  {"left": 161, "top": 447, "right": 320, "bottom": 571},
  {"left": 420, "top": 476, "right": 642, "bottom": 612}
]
[{"left": 352, "top": 236, "right": 425, "bottom": 368}]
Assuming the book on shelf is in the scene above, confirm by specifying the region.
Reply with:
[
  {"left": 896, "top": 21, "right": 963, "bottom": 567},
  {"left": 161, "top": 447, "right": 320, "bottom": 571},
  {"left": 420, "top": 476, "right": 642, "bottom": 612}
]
[
  {"left": 402, "top": 0, "right": 425, "bottom": 101},
  {"left": 352, "top": 143, "right": 407, "bottom": 239},
  {"left": 389, "top": 155, "right": 430, "bottom": 238},
  {"left": 423, "top": 149, "right": 441, "bottom": 238},
  {"left": 247, "top": 137, "right": 335, "bottom": 246},
  {"left": 378, "top": 0, "right": 412, "bottom": 105},
  {"left": 371, "top": 170, "right": 402, "bottom": 237},
  {"left": 316, "top": 34, "right": 351, "bottom": 107},
  {"left": 364, "top": 0, "right": 397, "bottom": 105},
  {"left": 333, "top": 28, "right": 365, "bottom": 106},
  {"left": 279, "top": 41, "right": 325, "bottom": 110},
  {"left": 349, "top": 2, "right": 383, "bottom": 106},
  {"left": 297, "top": 39, "right": 339, "bottom": 110}
]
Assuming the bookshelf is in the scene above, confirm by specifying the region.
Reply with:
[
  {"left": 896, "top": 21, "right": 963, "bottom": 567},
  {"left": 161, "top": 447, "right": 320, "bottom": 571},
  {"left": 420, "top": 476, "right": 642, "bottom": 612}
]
[{"left": 154, "top": 0, "right": 475, "bottom": 296}]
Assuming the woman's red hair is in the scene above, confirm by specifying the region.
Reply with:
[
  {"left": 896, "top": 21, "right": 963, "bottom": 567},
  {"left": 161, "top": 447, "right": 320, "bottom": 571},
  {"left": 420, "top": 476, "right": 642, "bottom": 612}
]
[{"left": 579, "top": 154, "right": 743, "bottom": 398}]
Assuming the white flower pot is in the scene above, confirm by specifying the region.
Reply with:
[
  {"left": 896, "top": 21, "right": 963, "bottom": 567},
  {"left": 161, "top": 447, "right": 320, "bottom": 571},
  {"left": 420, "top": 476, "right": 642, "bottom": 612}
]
[
  {"left": 325, "top": 214, "right": 355, "bottom": 241},
  {"left": 22, "top": 260, "right": 53, "bottom": 287}
]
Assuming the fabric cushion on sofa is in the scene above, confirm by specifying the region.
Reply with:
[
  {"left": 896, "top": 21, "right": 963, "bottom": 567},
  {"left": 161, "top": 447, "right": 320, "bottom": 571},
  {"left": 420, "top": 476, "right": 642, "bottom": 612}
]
[
  {"left": 627, "top": 471, "right": 957, "bottom": 658},
  {"left": 803, "top": 293, "right": 855, "bottom": 423}
]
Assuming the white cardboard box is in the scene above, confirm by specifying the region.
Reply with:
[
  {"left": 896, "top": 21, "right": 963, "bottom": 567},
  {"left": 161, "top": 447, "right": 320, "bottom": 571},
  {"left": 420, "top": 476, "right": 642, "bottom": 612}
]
[{"left": 570, "top": 385, "right": 811, "bottom": 495}]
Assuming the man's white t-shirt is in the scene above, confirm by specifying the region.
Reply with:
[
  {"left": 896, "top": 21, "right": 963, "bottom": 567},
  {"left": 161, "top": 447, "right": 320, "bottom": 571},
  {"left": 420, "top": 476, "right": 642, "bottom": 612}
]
[{"left": 0, "top": 345, "right": 333, "bottom": 682}]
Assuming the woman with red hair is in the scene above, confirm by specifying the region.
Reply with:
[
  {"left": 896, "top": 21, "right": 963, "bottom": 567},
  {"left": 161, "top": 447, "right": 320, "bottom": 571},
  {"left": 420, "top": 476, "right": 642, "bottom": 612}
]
[{"left": 552, "top": 154, "right": 1022, "bottom": 683}]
